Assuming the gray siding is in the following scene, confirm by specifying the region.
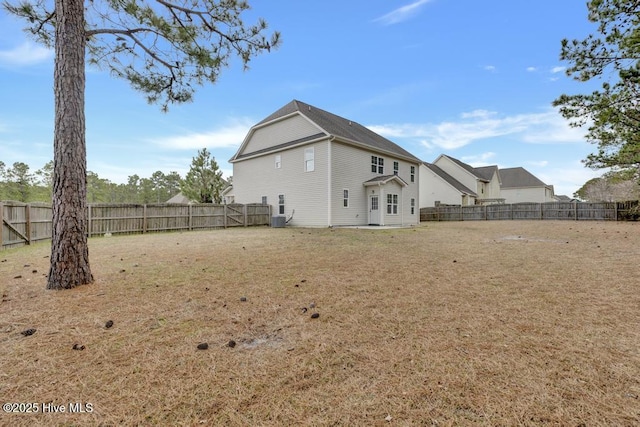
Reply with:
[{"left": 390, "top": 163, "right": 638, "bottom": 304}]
[
  {"left": 232, "top": 141, "right": 330, "bottom": 227},
  {"left": 330, "top": 143, "right": 419, "bottom": 226},
  {"left": 240, "top": 114, "right": 322, "bottom": 156}
]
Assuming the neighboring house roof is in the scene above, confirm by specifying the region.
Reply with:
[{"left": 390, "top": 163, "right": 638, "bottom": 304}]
[
  {"left": 500, "top": 167, "right": 549, "bottom": 188},
  {"left": 166, "top": 192, "right": 192, "bottom": 204},
  {"left": 437, "top": 154, "right": 491, "bottom": 182},
  {"left": 232, "top": 100, "right": 420, "bottom": 163},
  {"left": 423, "top": 163, "right": 477, "bottom": 196},
  {"left": 474, "top": 165, "right": 500, "bottom": 183}
]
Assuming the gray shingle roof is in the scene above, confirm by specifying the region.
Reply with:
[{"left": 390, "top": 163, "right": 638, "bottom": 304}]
[
  {"left": 499, "top": 167, "right": 548, "bottom": 188},
  {"left": 423, "top": 163, "right": 477, "bottom": 196},
  {"left": 439, "top": 155, "right": 490, "bottom": 182},
  {"left": 255, "top": 100, "right": 420, "bottom": 162},
  {"left": 474, "top": 165, "right": 499, "bottom": 182}
]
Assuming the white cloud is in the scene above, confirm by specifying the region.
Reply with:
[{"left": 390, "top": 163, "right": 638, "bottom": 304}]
[
  {"left": 551, "top": 66, "right": 566, "bottom": 74},
  {"left": 150, "top": 119, "right": 252, "bottom": 150},
  {"left": 462, "top": 152, "right": 497, "bottom": 167},
  {"left": 484, "top": 65, "right": 497, "bottom": 72},
  {"left": 526, "top": 160, "right": 549, "bottom": 167},
  {"left": 0, "top": 41, "right": 52, "bottom": 66},
  {"left": 373, "top": 0, "right": 432, "bottom": 25},
  {"left": 526, "top": 66, "right": 537, "bottom": 72},
  {"left": 369, "top": 107, "right": 587, "bottom": 151}
]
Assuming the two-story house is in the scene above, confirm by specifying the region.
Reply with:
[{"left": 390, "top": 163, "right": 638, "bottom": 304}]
[
  {"left": 420, "top": 155, "right": 503, "bottom": 207},
  {"left": 226, "top": 100, "right": 421, "bottom": 227}
]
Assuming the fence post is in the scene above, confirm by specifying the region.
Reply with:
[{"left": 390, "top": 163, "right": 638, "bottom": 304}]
[
  {"left": 460, "top": 205, "right": 463, "bottom": 221},
  {"left": 540, "top": 203, "right": 543, "bottom": 220},
  {"left": 244, "top": 204, "right": 248, "bottom": 227},
  {"left": 223, "top": 204, "right": 227, "bottom": 228},
  {"left": 188, "top": 204, "right": 193, "bottom": 231},
  {"left": 615, "top": 202, "right": 619, "bottom": 221},
  {"left": 574, "top": 201, "right": 577, "bottom": 221},
  {"left": 88, "top": 204, "right": 93, "bottom": 237},
  {"left": 25, "top": 203, "right": 32, "bottom": 245},
  {"left": 143, "top": 204, "right": 148, "bottom": 233},
  {"left": 0, "top": 202, "right": 4, "bottom": 249},
  {"left": 484, "top": 204, "right": 488, "bottom": 220}
]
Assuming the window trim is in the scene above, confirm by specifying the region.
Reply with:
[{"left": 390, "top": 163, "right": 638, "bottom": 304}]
[
  {"left": 371, "top": 155, "right": 384, "bottom": 174},
  {"left": 410, "top": 166, "right": 415, "bottom": 183},
  {"left": 386, "top": 194, "right": 398, "bottom": 215},
  {"left": 275, "top": 154, "right": 281, "bottom": 169},
  {"left": 343, "top": 189, "right": 349, "bottom": 208},
  {"left": 304, "top": 147, "right": 314, "bottom": 172},
  {"left": 393, "top": 161, "right": 399, "bottom": 176},
  {"left": 278, "top": 194, "right": 285, "bottom": 215}
]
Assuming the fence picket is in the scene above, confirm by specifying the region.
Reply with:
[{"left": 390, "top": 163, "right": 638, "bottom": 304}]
[
  {"left": 2, "top": 202, "right": 271, "bottom": 250},
  {"left": 421, "top": 201, "right": 639, "bottom": 222}
]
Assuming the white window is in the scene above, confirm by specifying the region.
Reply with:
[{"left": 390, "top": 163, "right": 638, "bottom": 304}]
[
  {"left": 411, "top": 198, "right": 415, "bottom": 215},
  {"left": 304, "top": 147, "right": 314, "bottom": 172},
  {"left": 410, "top": 166, "right": 415, "bottom": 183},
  {"left": 371, "top": 156, "right": 384, "bottom": 174},
  {"left": 387, "top": 194, "right": 398, "bottom": 215},
  {"left": 275, "top": 155, "right": 281, "bottom": 169},
  {"left": 278, "top": 194, "right": 285, "bottom": 215},
  {"left": 261, "top": 196, "right": 267, "bottom": 205},
  {"left": 343, "top": 189, "right": 349, "bottom": 208},
  {"left": 393, "top": 161, "right": 399, "bottom": 175}
]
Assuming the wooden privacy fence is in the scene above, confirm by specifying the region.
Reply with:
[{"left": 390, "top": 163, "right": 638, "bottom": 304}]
[
  {"left": 420, "top": 201, "right": 640, "bottom": 222},
  {"left": 1, "top": 202, "right": 271, "bottom": 250}
]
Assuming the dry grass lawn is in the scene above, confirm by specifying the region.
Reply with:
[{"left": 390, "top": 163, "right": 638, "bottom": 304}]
[{"left": 1, "top": 221, "right": 639, "bottom": 426}]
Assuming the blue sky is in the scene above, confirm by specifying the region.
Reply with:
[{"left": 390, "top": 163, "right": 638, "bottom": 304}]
[{"left": 1, "top": 0, "right": 604, "bottom": 197}]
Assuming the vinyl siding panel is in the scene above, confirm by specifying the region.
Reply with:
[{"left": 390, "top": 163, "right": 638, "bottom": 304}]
[
  {"left": 240, "top": 114, "right": 323, "bottom": 156},
  {"left": 232, "top": 141, "right": 330, "bottom": 227},
  {"left": 330, "top": 143, "right": 419, "bottom": 226},
  {"left": 420, "top": 164, "right": 469, "bottom": 207},
  {"left": 502, "top": 187, "right": 548, "bottom": 203},
  {"left": 434, "top": 156, "right": 478, "bottom": 194}
]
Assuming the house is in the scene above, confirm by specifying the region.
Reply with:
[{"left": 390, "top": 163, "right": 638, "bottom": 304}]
[
  {"left": 226, "top": 100, "right": 421, "bottom": 227},
  {"left": 419, "top": 155, "right": 503, "bottom": 207},
  {"left": 499, "top": 167, "right": 556, "bottom": 203},
  {"left": 420, "top": 162, "right": 477, "bottom": 206}
]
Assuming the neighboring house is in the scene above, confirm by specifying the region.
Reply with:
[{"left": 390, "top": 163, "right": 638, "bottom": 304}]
[
  {"left": 499, "top": 167, "right": 556, "bottom": 203},
  {"left": 166, "top": 192, "right": 193, "bottom": 204},
  {"left": 420, "top": 162, "right": 477, "bottom": 206},
  {"left": 226, "top": 100, "right": 421, "bottom": 227},
  {"left": 420, "top": 155, "right": 503, "bottom": 207}
]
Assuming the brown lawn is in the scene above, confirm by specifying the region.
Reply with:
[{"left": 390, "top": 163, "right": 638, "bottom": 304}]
[{"left": 1, "top": 221, "right": 639, "bottom": 426}]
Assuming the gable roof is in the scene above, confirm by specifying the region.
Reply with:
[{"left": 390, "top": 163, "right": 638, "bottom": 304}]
[
  {"left": 436, "top": 154, "right": 494, "bottom": 182},
  {"left": 499, "top": 167, "right": 548, "bottom": 188},
  {"left": 474, "top": 165, "right": 500, "bottom": 182},
  {"left": 363, "top": 174, "right": 408, "bottom": 187},
  {"left": 423, "top": 163, "right": 477, "bottom": 196},
  {"left": 234, "top": 100, "right": 420, "bottom": 163}
]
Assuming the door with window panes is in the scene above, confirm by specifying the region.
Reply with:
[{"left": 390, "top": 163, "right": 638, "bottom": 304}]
[{"left": 368, "top": 195, "right": 380, "bottom": 225}]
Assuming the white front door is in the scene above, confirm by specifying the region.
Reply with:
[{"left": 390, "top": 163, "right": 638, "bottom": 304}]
[{"left": 369, "top": 195, "right": 380, "bottom": 225}]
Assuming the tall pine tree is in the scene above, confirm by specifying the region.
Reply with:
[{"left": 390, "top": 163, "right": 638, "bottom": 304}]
[{"left": 3, "top": 0, "right": 279, "bottom": 289}]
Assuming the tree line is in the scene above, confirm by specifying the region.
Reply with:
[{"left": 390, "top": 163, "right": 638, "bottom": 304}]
[{"left": 0, "top": 148, "right": 227, "bottom": 204}]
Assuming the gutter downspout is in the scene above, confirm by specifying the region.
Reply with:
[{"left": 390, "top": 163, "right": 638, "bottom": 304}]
[{"left": 327, "top": 137, "right": 334, "bottom": 227}]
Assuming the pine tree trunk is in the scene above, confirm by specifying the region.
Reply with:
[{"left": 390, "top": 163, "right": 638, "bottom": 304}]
[{"left": 47, "top": 0, "right": 93, "bottom": 289}]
